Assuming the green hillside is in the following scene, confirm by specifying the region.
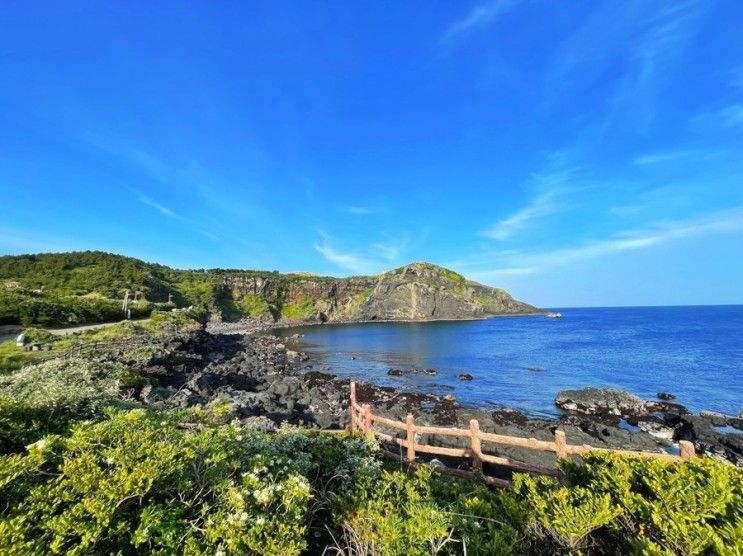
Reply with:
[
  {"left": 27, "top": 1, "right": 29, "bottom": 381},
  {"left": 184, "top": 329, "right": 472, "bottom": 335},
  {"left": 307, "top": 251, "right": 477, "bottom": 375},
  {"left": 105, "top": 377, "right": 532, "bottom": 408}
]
[{"left": 0, "top": 251, "right": 538, "bottom": 326}]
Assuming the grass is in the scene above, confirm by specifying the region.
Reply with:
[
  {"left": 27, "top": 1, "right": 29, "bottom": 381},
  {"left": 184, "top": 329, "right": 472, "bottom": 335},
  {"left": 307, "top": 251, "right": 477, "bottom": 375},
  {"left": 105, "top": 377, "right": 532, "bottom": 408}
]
[
  {"left": 0, "top": 341, "right": 34, "bottom": 373},
  {"left": 236, "top": 293, "right": 271, "bottom": 317},
  {"left": 280, "top": 297, "right": 317, "bottom": 320}
]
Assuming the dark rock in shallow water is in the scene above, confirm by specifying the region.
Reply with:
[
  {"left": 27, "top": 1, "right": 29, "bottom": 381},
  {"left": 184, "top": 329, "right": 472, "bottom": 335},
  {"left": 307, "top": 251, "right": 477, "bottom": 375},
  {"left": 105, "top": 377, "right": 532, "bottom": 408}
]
[
  {"left": 457, "top": 373, "right": 474, "bottom": 381},
  {"left": 387, "top": 368, "right": 404, "bottom": 376},
  {"left": 492, "top": 408, "right": 528, "bottom": 427},
  {"left": 527, "top": 366, "right": 544, "bottom": 372},
  {"left": 657, "top": 392, "right": 676, "bottom": 401},
  {"left": 424, "top": 368, "right": 438, "bottom": 376}
]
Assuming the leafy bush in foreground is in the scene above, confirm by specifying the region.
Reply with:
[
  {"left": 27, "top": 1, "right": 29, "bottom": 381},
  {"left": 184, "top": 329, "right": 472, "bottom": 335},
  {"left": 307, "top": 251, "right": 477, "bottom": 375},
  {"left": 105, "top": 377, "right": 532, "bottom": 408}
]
[
  {"left": 0, "top": 410, "right": 380, "bottom": 555},
  {"left": 0, "top": 399, "right": 740, "bottom": 555},
  {"left": 0, "top": 357, "right": 128, "bottom": 452},
  {"left": 513, "top": 452, "right": 743, "bottom": 555}
]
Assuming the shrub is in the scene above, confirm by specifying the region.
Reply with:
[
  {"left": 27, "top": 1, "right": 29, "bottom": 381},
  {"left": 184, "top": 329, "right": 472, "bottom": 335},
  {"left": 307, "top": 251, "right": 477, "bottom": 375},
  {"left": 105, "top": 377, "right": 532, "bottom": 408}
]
[
  {"left": 0, "top": 357, "right": 128, "bottom": 452},
  {"left": 329, "top": 466, "right": 457, "bottom": 555},
  {"left": 512, "top": 452, "right": 743, "bottom": 555},
  {"left": 0, "top": 411, "right": 382, "bottom": 555},
  {"left": 0, "top": 341, "right": 33, "bottom": 373}
]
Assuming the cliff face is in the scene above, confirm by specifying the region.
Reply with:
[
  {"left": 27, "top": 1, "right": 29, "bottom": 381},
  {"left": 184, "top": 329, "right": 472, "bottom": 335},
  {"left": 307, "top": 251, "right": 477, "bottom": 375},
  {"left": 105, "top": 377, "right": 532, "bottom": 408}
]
[{"left": 222, "top": 262, "right": 540, "bottom": 323}]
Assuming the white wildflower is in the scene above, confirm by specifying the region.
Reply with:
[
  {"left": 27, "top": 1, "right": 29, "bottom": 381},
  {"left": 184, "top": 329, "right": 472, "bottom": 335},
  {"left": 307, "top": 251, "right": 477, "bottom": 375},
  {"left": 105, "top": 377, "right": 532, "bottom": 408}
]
[{"left": 26, "top": 438, "right": 47, "bottom": 451}]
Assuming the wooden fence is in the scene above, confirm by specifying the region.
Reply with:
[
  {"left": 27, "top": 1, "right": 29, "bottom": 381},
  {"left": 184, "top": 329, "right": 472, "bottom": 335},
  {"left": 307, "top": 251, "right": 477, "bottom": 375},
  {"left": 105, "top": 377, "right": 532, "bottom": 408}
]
[{"left": 349, "top": 382, "right": 695, "bottom": 487}]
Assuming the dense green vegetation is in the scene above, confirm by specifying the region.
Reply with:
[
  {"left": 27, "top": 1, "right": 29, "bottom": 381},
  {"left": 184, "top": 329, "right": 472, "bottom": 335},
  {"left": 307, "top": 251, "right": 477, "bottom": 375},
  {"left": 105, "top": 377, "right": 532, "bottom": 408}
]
[
  {"left": 0, "top": 310, "right": 201, "bottom": 373},
  {"left": 0, "top": 251, "right": 333, "bottom": 325},
  {"left": 1, "top": 403, "right": 740, "bottom": 555},
  {"left": 0, "top": 314, "right": 739, "bottom": 555}
]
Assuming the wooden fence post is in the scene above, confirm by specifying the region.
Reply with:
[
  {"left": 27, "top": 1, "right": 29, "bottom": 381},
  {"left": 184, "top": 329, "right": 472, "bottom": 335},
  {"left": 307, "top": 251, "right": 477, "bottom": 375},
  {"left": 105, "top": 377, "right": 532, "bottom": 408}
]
[
  {"left": 470, "top": 419, "right": 482, "bottom": 471},
  {"left": 555, "top": 430, "right": 567, "bottom": 460},
  {"left": 349, "top": 382, "right": 357, "bottom": 432},
  {"left": 679, "top": 440, "right": 695, "bottom": 459},
  {"left": 406, "top": 414, "right": 416, "bottom": 463},
  {"left": 362, "top": 404, "right": 372, "bottom": 433}
]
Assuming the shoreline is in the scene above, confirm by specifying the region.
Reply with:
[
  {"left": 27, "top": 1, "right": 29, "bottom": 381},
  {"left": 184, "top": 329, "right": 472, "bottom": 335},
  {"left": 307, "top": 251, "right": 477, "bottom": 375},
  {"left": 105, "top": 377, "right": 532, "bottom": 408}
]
[
  {"left": 208, "top": 310, "right": 548, "bottom": 336},
  {"left": 139, "top": 324, "right": 743, "bottom": 468}
]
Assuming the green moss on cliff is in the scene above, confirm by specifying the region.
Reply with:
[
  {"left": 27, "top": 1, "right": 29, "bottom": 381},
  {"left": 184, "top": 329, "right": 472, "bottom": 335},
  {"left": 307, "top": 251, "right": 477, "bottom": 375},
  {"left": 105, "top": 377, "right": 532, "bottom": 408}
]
[
  {"left": 236, "top": 293, "right": 271, "bottom": 317},
  {"left": 280, "top": 297, "right": 317, "bottom": 320}
]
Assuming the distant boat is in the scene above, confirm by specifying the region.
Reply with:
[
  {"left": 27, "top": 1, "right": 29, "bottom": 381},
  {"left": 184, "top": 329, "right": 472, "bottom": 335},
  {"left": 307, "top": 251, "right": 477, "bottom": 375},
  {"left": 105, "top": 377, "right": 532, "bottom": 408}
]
[{"left": 546, "top": 312, "right": 562, "bottom": 318}]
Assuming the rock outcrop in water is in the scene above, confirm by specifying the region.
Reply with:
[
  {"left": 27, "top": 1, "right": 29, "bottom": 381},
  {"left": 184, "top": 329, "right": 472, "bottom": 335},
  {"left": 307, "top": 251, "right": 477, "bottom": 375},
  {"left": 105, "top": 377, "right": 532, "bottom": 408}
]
[{"left": 556, "top": 387, "right": 743, "bottom": 466}]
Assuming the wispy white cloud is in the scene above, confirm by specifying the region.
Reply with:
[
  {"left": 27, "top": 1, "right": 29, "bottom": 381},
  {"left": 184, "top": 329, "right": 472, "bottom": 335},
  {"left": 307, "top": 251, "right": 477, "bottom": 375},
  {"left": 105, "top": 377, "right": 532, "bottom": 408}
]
[
  {"left": 313, "top": 240, "right": 378, "bottom": 275},
  {"left": 545, "top": 2, "right": 705, "bottom": 130},
  {"left": 469, "top": 267, "right": 536, "bottom": 282},
  {"left": 346, "top": 206, "right": 375, "bottom": 215},
  {"left": 602, "top": 2, "right": 706, "bottom": 131},
  {"left": 131, "top": 189, "right": 177, "bottom": 219},
  {"left": 730, "top": 67, "right": 743, "bottom": 92},
  {"left": 0, "top": 227, "right": 75, "bottom": 254},
  {"left": 512, "top": 207, "right": 743, "bottom": 268},
  {"left": 719, "top": 104, "right": 743, "bottom": 128},
  {"left": 313, "top": 232, "right": 408, "bottom": 274},
  {"left": 442, "top": 0, "right": 517, "bottom": 43},
  {"left": 83, "top": 133, "right": 171, "bottom": 180},
  {"left": 633, "top": 150, "right": 698, "bottom": 166},
  {"left": 481, "top": 191, "right": 556, "bottom": 240},
  {"left": 481, "top": 166, "right": 578, "bottom": 241},
  {"left": 372, "top": 242, "right": 400, "bottom": 261},
  {"left": 127, "top": 187, "right": 221, "bottom": 242},
  {"left": 465, "top": 207, "right": 743, "bottom": 284}
]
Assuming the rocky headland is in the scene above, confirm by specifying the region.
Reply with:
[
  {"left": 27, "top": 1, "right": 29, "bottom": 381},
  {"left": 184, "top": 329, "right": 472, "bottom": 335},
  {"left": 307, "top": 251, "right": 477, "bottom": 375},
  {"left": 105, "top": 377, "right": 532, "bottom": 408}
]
[{"left": 221, "top": 261, "right": 541, "bottom": 323}]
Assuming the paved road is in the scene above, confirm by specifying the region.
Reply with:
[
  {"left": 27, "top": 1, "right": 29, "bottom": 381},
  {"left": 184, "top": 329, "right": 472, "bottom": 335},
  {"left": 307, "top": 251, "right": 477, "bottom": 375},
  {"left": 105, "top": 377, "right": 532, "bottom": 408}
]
[{"left": 1, "top": 319, "right": 150, "bottom": 342}]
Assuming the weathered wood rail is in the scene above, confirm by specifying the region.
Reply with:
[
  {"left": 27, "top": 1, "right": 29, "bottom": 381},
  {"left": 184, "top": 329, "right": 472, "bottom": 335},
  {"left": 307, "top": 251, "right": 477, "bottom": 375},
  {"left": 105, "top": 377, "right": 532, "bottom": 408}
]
[{"left": 349, "top": 382, "right": 695, "bottom": 487}]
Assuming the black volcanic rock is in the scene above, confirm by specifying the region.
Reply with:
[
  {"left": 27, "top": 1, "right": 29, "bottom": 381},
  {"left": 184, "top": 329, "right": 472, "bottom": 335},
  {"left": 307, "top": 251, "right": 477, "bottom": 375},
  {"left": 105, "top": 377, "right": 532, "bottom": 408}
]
[{"left": 555, "top": 387, "right": 649, "bottom": 418}]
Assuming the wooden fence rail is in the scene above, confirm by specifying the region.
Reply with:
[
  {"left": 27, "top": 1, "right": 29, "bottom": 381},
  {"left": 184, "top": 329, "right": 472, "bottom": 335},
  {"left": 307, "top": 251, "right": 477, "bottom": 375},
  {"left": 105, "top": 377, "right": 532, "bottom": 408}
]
[{"left": 349, "top": 382, "right": 695, "bottom": 487}]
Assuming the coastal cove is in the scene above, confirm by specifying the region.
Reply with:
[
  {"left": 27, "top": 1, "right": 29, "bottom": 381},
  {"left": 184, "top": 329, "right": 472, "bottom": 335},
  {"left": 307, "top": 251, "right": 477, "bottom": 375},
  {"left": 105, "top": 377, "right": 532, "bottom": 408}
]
[{"left": 273, "top": 305, "right": 743, "bottom": 418}]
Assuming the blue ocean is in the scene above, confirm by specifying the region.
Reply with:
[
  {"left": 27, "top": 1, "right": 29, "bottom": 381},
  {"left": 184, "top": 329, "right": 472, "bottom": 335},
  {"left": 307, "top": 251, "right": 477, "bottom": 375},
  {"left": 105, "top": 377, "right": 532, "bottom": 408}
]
[{"left": 274, "top": 306, "right": 743, "bottom": 418}]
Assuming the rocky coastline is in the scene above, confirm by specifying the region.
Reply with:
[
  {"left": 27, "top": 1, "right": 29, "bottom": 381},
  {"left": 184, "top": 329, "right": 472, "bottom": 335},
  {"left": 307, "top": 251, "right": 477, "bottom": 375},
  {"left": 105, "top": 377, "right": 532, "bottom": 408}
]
[{"left": 108, "top": 320, "right": 743, "bottom": 472}]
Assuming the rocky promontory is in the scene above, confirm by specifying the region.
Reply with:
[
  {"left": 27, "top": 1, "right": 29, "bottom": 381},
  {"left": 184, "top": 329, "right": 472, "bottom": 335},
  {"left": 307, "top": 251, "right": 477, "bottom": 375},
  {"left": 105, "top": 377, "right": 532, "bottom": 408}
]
[{"left": 222, "top": 262, "right": 541, "bottom": 324}]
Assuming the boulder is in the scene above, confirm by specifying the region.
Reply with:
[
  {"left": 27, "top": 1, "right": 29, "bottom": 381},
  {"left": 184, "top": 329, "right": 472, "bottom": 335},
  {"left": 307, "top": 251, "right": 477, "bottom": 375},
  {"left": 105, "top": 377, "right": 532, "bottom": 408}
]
[
  {"left": 555, "top": 387, "right": 648, "bottom": 417},
  {"left": 657, "top": 392, "right": 676, "bottom": 401},
  {"left": 637, "top": 420, "right": 675, "bottom": 441},
  {"left": 457, "top": 373, "right": 474, "bottom": 381},
  {"left": 243, "top": 415, "right": 278, "bottom": 432}
]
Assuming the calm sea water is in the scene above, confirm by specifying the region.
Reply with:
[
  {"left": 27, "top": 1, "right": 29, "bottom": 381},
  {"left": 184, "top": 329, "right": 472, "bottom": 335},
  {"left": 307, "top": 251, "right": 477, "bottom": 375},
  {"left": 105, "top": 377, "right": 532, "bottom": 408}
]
[{"left": 274, "top": 306, "right": 743, "bottom": 418}]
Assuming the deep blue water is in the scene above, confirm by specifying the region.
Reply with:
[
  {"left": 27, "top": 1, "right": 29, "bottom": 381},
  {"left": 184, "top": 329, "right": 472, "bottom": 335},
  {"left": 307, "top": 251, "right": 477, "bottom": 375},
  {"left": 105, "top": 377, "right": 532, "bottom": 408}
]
[{"left": 274, "top": 306, "right": 743, "bottom": 418}]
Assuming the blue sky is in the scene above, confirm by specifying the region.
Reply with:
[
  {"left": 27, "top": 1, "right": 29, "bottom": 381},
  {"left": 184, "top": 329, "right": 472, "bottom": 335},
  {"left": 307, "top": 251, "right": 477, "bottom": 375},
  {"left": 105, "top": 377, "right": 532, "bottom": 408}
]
[{"left": 1, "top": 1, "right": 742, "bottom": 307}]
